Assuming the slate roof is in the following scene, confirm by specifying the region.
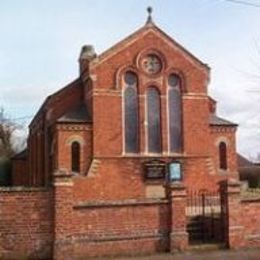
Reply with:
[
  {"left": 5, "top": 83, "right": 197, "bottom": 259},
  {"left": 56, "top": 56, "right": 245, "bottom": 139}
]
[
  {"left": 237, "top": 154, "right": 255, "bottom": 168},
  {"left": 57, "top": 103, "right": 92, "bottom": 123},
  {"left": 209, "top": 114, "right": 237, "bottom": 127},
  {"left": 29, "top": 78, "right": 82, "bottom": 128}
]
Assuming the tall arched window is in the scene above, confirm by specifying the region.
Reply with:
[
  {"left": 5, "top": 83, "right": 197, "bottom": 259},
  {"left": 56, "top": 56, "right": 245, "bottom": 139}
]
[
  {"left": 71, "top": 141, "right": 80, "bottom": 173},
  {"left": 168, "top": 73, "right": 182, "bottom": 153},
  {"left": 124, "top": 71, "right": 139, "bottom": 153},
  {"left": 219, "top": 142, "right": 227, "bottom": 170},
  {"left": 147, "top": 87, "right": 162, "bottom": 153}
]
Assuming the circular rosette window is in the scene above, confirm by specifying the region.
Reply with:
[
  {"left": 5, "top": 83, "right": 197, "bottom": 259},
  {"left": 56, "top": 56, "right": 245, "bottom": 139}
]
[{"left": 141, "top": 54, "right": 162, "bottom": 75}]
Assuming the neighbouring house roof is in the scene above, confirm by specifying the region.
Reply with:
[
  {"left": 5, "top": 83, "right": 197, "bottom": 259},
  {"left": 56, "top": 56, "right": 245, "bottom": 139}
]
[
  {"left": 57, "top": 103, "right": 92, "bottom": 123},
  {"left": 12, "top": 149, "right": 27, "bottom": 160},
  {"left": 237, "top": 154, "right": 255, "bottom": 168},
  {"left": 209, "top": 114, "right": 237, "bottom": 127}
]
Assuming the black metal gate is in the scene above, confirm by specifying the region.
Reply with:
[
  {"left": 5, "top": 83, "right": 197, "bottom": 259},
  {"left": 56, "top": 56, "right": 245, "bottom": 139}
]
[{"left": 186, "top": 189, "right": 226, "bottom": 245}]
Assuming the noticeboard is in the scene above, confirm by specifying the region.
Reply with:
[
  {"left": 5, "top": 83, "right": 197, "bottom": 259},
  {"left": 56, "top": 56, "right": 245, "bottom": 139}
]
[
  {"left": 169, "top": 162, "right": 182, "bottom": 182},
  {"left": 144, "top": 160, "right": 166, "bottom": 180}
]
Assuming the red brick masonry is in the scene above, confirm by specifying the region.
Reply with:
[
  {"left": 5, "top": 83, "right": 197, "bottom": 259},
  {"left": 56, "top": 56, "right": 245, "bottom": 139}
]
[
  {"left": 0, "top": 188, "right": 53, "bottom": 259},
  {"left": 5, "top": 21, "right": 257, "bottom": 259},
  {"left": 222, "top": 181, "right": 260, "bottom": 249},
  {"left": 0, "top": 180, "right": 259, "bottom": 259},
  {"left": 52, "top": 173, "right": 184, "bottom": 259}
]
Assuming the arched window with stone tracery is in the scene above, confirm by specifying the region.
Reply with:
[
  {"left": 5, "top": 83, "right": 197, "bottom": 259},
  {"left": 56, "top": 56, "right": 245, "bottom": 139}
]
[
  {"left": 147, "top": 86, "right": 162, "bottom": 153},
  {"left": 124, "top": 71, "right": 139, "bottom": 153},
  {"left": 168, "top": 73, "right": 182, "bottom": 153}
]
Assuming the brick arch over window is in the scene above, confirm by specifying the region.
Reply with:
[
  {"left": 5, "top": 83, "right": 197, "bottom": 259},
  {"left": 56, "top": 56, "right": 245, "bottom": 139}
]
[
  {"left": 215, "top": 137, "right": 229, "bottom": 147},
  {"left": 168, "top": 73, "right": 182, "bottom": 153},
  {"left": 71, "top": 141, "right": 80, "bottom": 173},
  {"left": 219, "top": 141, "right": 228, "bottom": 170},
  {"left": 123, "top": 71, "right": 139, "bottom": 153},
  {"left": 147, "top": 86, "right": 162, "bottom": 153},
  {"left": 66, "top": 135, "right": 85, "bottom": 146}
]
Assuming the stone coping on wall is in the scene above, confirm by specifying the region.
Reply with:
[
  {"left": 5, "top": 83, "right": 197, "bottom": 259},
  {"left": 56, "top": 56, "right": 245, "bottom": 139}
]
[
  {"left": 0, "top": 186, "right": 50, "bottom": 192},
  {"left": 245, "top": 234, "right": 260, "bottom": 240},
  {"left": 55, "top": 232, "right": 169, "bottom": 247},
  {"left": 241, "top": 197, "right": 260, "bottom": 203},
  {"left": 74, "top": 198, "right": 169, "bottom": 209},
  {"left": 241, "top": 188, "right": 260, "bottom": 202}
]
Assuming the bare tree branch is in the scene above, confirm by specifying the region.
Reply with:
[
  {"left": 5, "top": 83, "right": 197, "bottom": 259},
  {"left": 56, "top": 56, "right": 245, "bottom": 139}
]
[{"left": 0, "top": 107, "right": 24, "bottom": 158}]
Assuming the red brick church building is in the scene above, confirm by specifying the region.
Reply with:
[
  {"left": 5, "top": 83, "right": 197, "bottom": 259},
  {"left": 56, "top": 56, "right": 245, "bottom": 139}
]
[
  {"left": 7, "top": 11, "right": 257, "bottom": 259},
  {"left": 13, "top": 10, "right": 238, "bottom": 193}
]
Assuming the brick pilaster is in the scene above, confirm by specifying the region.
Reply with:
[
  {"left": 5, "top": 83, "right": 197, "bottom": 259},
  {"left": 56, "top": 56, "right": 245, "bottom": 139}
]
[
  {"left": 224, "top": 180, "right": 245, "bottom": 249},
  {"left": 53, "top": 171, "right": 74, "bottom": 260},
  {"left": 165, "top": 182, "right": 188, "bottom": 252}
]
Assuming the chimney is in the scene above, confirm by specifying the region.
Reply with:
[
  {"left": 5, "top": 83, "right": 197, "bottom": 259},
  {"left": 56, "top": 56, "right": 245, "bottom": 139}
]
[{"left": 79, "top": 45, "right": 96, "bottom": 75}]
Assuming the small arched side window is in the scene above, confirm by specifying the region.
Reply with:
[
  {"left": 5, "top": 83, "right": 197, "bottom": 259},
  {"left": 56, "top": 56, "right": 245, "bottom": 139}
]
[
  {"left": 219, "top": 142, "right": 227, "bottom": 170},
  {"left": 124, "top": 71, "right": 139, "bottom": 153},
  {"left": 168, "top": 73, "right": 182, "bottom": 153},
  {"left": 71, "top": 141, "right": 80, "bottom": 173},
  {"left": 147, "top": 87, "right": 162, "bottom": 153}
]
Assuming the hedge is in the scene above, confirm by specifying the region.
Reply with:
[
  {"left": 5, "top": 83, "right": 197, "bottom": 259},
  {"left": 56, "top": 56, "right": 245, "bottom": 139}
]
[
  {"left": 0, "top": 157, "right": 12, "bottom": 186},
  {"left": 239, "top": 166, "right": 260, "bottom": 188}
]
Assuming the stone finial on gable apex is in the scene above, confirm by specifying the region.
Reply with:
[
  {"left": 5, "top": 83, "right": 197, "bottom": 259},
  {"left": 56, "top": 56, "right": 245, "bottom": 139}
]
[{"left": 145, "top": 6, "right": 155, "bottom": 26}]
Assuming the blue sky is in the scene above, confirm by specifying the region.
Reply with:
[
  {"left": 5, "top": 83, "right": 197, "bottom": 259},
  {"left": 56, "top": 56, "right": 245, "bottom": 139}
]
[{"left": 0, "top": 0, "right": 259, "bottom": 158}]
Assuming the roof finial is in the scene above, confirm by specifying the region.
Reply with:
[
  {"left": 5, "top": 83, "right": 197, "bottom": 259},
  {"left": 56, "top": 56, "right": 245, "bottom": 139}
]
[{"left": 146, "top": 6, "right": 154, "bottom": 25}]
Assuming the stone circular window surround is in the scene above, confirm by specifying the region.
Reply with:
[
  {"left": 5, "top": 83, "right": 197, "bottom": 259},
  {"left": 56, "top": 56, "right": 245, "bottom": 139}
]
[
  {"left": 136, "top": 49, "right": 166, "bottom": 77},
  {"left": 141, "top": 54, "right": 162, "bottom": 75}
]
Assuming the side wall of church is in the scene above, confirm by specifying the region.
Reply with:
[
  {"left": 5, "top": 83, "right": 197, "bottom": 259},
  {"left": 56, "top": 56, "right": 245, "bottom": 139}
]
[
  {"left": 21, "top": 80, "right": 84, "bottom": 187},
  {"left": 210, "top": 127, "right": 238, "bottom": 177},
  {"left": 56, "top": 123, "right": 92, "bottom": 176}
]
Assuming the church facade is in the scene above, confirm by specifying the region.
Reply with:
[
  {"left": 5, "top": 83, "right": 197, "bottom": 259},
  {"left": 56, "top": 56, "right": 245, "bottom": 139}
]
[
  {"left": 7, "top": 14, "right": 259, "bottom": 259},
  {"left": 13, "top": 17, "right": 238, "bottom": 194}
]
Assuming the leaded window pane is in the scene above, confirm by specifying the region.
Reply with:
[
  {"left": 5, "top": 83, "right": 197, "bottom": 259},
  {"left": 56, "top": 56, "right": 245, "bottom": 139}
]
[
  {"left": 124, "top": 72, "right": 138, "bottom": 153},
  {"left": 169, "top": 74, "right": 182, "bottom": 152},
  {"left": 168, "top": 74, "right": 180, "bottom": 87},
  {"left": 71, "top": 141, "right": 80, "bottom": 173},
  {"left": 124, "top": 71, "right": 137, "bottom": 85},
  {"left": 219, "top": 142, "right": 227, "bottom": 170},
  {"left": 147, "top": 87, "right": 162, "bottom": 153}
]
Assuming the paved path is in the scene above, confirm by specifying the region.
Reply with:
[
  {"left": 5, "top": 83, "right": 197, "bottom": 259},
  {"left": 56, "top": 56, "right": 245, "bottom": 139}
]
[{"left": 100, "top": 249, "right": 260, "bottom": 260}]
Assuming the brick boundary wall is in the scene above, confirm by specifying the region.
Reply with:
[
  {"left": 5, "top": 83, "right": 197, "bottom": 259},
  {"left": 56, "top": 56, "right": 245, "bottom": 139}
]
[
  {"left": 0, "top": 187, "right": 53, "bottom": 259},
  {"left": 241, "top": 198, "right": 260, "bottom": 248},
  {"left": 2, "top": 179, "right": 259, "bottom": 259},
  {"left": 53, "top": 172, "right": 188, "bottom": 259},
  {"left": 71, "top": 199, "right": 170, "bottom": 258},
  {"left": 221, "top": 180, "right": 260, "bottom": 249},
  {"left": 0, "top": 175, "right": 188, "bottom": 259}
]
